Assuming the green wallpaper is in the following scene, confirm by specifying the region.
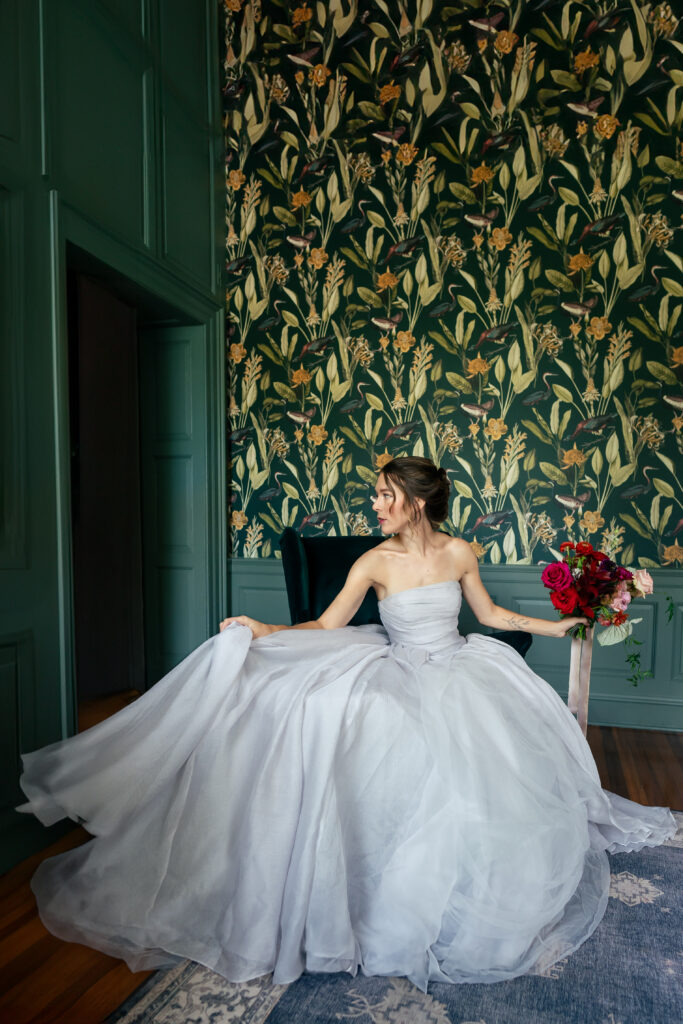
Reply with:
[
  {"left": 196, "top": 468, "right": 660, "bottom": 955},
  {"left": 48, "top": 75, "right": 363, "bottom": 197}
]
[{"left": 223, "top": 0, "right": 683, "bottom": 567}]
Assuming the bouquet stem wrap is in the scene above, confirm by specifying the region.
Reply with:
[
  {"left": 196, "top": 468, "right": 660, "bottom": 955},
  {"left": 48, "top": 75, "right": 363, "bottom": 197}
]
[{"left": 567, "top": 626, "right": 593, "bottom": 737}]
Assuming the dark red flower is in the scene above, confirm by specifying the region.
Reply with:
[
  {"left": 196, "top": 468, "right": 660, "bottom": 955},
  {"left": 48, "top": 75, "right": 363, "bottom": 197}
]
[
  {"left": 578, "top": 603, "right": 596, "bottom": 619},
  {"left": 613, "top": 611, "right": 628, "bottom": 625},
  {"left": 559, "top": 541, "right": 576, "bottom": 552},
  {"left": 551, "top": 586, "right": 580, "bottom": 614},
  {"left": 576, "top": 580, "right": 600, "bottom": 604},
  {"left": 575, "top": 541, "right": 594, "bottom": 555},
  {"left": 616, "top": 566, "right": 633, "bottom": 580}
]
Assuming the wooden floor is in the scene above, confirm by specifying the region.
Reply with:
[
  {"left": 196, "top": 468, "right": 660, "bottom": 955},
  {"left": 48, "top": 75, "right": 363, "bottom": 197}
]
[{"left": 0, "top": 714, "right": 680, "bottom": 1024}]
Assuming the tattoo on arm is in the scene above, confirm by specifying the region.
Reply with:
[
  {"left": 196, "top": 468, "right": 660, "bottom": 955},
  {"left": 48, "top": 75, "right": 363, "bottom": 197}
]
[{"left": 501, "top": 614, "right": 530, "bottom": 631}]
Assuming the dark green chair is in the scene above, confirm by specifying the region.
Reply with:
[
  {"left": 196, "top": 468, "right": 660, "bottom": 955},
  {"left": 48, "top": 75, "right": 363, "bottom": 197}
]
[{"left": 278, "top": 527, "right": 533, "bottom": 659}]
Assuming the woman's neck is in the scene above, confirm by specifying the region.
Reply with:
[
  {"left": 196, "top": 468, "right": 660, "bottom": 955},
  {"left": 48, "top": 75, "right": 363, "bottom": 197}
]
[{"left": 395, "top": 520, "right": 438, "bottom": 559}]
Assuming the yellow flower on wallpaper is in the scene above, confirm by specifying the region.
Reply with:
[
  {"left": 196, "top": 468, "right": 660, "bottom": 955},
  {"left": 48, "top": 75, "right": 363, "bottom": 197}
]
[
  {"left": 291, "top": 368, "right": 312, "bottom": 387},
  {"left": 471, "top": 162, "right": 494, "bottom": 186},
  {"left": 494, "top": 30, "right": 518, "bottom": 54},
  {"left": 377, "top": 271, "right": 399, "bottom": 291},
  {"left": 394, "top": 330, "right": 416, "bottom": 352},
  {"left": 291, "top": 187, "right": 312, "bottom": 209},
  {"left": 292, "top": 4, "right": 312, "bottom": 27},
  {"left": 395, "top": 143, "right": 418, "bottom": 166},
  {"left": 580, "top": 510, "right": 605, "bottom": 534},
  {"left": 308, "top": 248, "right": 328, "bottom": 269},
  {"left": 561, "top": 444, "right": 587, "bottom": 468},
  {"left": 594, "top": 114, "right": 619, "bottom": 139},
  {"left": 227, "top": 169, "right": 246, "bottom": 190},
  {"left": 466, "top": 356, "right": 491, "bottom": 377},
  {"left": 469, "top": 538, "right": 486, "bottom": 559},
  {"left": 484, "top": 418, "right": 508, "bottom": 441},
  {"left": 309, "top": 64, "right": 332, "bottom": 87},
  {"left": 574, "top": 47, "right": 599, "bottom": 73},
  {"left": 229, "top": 342, "right": 246, "bottom": 363},
  {"left": 231, "top": 510, "right": 248, "bottom": 530},
  {"left": 662, "top": 543, "right": 683, "bottom": 564},
  {"left": 490, "top": 227, "right": 513, "bottom": 251},
  {"left": 309, "top": 424, "right": 328, "bottom": 446},
  {"left": 376, "top": 449, "right": 393, "bottom": 470},
  {"left": 380, "top": 81, "right": 401, "bottom": 104},
  {"left": 671, "top": 346, "right": 683, "bottom": 367},
  {"left": 587, "top": 317, "right": 612, "bottom": 340},
  {"left": 568, "top": 249, "right": 593, "bottom": 273}
]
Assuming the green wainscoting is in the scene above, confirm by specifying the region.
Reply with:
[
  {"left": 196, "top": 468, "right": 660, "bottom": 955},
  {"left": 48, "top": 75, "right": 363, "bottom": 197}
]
[
  {"left": 228, "top": 558, "right": 683, "bottom": 733},
  {"left": 0, "top": 0, "right": 225, "bottom": 874}
]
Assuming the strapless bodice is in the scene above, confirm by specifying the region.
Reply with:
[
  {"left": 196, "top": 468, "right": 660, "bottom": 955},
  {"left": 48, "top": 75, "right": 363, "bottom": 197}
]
[{"left": 378, "top": 580, "right": 466, "bottom": 657}]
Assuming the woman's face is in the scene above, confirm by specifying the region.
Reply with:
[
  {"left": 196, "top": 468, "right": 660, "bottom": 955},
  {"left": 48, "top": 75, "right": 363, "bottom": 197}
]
[{"left": 372, "top": 473, "right": 408, "bottom": 533}]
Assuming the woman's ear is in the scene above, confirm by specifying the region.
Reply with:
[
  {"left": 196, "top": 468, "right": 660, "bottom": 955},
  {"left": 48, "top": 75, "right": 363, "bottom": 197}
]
[{"left": 410, "top": 497, "right": 426, "bottom": 522}]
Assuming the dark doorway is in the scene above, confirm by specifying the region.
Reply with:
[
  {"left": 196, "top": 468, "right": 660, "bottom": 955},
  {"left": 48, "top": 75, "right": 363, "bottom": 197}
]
[{"left": 67, "top": 273, "right": 146, "bottom": 709}]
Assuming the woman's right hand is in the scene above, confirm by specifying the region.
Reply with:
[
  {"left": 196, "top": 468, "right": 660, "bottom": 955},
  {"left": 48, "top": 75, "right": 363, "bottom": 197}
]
[{"left": 219, "top": 615, "right": 276, "bottom": 638}]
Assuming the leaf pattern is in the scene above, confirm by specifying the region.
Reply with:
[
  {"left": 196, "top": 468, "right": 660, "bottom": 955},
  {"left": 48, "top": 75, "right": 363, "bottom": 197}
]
[{"left": 224, "top": 0, "right": 683, "bottom": 567}]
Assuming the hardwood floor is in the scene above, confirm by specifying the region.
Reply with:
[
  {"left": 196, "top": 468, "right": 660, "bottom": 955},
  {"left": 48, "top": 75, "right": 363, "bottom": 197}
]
[{"left": 0, "top": 720, "right": 680, "bottom": 1024}]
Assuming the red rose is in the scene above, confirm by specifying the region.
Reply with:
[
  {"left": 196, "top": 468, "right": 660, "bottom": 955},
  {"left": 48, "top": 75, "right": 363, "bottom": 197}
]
[
  {"left": 575, "top": 542, "right": 594, "bottom": 556},
  {"left": 551, "top": 586, "right": 580, "bottom": 614},
  {"left": 541, "top": 561, "right": 573, "bottom": 590}
]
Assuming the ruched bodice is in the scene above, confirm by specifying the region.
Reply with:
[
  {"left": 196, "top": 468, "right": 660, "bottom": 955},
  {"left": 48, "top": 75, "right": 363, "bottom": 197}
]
[{"left": 379, "top": 580, "right": 466, "bottom": 657}]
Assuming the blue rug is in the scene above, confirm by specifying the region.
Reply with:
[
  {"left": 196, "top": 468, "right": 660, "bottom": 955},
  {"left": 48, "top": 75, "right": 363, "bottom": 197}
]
[{"left": 108, "top": 813, "right": 683, "bottom": 1024}]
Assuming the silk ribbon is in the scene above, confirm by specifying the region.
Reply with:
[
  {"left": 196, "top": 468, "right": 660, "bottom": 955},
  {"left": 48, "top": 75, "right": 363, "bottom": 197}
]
[{"left": 567, "top": 627, "right": 593, "bottom": 737}]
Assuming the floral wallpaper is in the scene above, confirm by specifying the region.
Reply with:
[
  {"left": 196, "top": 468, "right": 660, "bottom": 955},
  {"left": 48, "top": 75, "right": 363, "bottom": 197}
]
[{"left": 223, "top": 0, "right": 683, "bottom": 568}]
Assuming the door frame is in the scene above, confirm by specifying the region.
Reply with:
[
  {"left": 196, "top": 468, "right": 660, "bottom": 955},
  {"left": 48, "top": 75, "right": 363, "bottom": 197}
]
[{"left": 48, "top": 194, "right": 226, "bottom": 736}]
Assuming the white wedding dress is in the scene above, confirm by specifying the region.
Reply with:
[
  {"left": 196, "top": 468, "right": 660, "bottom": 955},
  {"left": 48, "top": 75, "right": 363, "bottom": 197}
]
[{"left": 18, "top": 580, "right": 675, "bottom": 991}]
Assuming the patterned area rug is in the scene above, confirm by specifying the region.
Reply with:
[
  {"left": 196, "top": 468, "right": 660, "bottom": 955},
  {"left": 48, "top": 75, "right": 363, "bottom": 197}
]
[{"left": 108, "top": 813, "right": 683, "bottom": 1024}]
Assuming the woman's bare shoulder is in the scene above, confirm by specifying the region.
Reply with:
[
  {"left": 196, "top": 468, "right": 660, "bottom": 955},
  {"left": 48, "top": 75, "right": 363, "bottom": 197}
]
[{"left": 442, "top": 535, "right": 478, "bottom": 571}]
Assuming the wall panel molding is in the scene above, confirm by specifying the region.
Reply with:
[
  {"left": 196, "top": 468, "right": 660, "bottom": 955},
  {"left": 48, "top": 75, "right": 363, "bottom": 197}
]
[
  {"left": 228, "top": 558, "right": 683, "bottom": 732},
  {"left": 0, "top": 187, "right": 27, "bottom": 568}
]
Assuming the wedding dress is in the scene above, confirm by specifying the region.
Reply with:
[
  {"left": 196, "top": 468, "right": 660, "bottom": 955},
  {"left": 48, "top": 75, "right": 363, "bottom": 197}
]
[{"left": 18, "top": 580, "right": 676, "bottom": 991}]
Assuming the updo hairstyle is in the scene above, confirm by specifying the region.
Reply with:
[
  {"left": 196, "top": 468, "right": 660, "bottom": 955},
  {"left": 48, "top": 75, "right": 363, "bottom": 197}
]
[{"left": 380, "top": 457, "right": 450, "bottom": 529}]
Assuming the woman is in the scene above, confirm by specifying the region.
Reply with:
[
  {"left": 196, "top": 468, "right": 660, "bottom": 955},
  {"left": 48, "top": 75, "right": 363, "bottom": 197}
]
[{"left": 19, "top": 457, "right": 675, "bottom": 991}]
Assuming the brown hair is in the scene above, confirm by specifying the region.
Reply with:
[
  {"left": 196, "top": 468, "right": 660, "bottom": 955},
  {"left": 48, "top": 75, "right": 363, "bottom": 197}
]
[{"left": 379, "top": 457, "right": 450, "bottom": 529}]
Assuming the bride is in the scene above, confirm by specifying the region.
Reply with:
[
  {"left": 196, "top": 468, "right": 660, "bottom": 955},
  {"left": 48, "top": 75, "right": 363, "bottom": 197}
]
[{"left": 18, "top": 456, "right": 675, "bottom": 991}]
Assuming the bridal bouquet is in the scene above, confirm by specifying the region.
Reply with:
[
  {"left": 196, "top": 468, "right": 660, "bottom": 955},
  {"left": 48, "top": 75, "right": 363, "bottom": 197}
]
[{"left": 541, "top": 541, "right": 653, "bottom": 646}]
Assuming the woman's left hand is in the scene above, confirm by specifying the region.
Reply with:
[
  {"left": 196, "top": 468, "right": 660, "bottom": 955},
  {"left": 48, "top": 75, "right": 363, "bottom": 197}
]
[{"left": 553, "top": 616, "right": 591, "bottom": 638}]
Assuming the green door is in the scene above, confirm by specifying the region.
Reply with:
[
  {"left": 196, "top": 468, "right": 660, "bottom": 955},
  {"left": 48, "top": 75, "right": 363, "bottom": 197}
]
[{"left": 139, "top": 325, "right": 211, "bottom": 684}]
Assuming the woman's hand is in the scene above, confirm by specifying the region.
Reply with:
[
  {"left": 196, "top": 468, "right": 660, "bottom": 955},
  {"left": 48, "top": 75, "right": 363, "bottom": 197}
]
[
  {"left": 219, "top": 615, "right": 277, "bottom": 638},
  {"left": 552, "top": 616, "right": 591, "bottom": 638}
]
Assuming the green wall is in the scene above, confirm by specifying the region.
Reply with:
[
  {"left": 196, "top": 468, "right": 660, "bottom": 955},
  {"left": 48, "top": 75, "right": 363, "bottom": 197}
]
[
  {"left": 0, "top": 0, "right": 224, "bottom": 871},
  {"left": 224, "top": 0, "right": 683, "bottom": 570}
]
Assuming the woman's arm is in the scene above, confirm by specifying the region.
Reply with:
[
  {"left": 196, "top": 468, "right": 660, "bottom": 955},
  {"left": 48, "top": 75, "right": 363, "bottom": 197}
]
[
  {"left": 219, "top": 553, "right": 377, "bottom": 638},
  {"left": 455, "top": 540, "right": 588, "bottom": 639}
]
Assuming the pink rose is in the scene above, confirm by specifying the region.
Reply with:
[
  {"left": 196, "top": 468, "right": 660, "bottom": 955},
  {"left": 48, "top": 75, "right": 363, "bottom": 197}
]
[
  {"left": 609, "top": 581, "right": 632, "bottom": 612},
  {"left": 541, "top": 561, "right": 573, "bottom": 590},
  {"left": 631, "top": 569, "right": 653, "bottom": 597}
]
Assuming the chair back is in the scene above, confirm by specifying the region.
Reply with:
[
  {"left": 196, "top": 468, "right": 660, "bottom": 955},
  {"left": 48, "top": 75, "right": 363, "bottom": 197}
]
[{"left": 279, "top": 527, "right": 382, "bottom": 625}]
